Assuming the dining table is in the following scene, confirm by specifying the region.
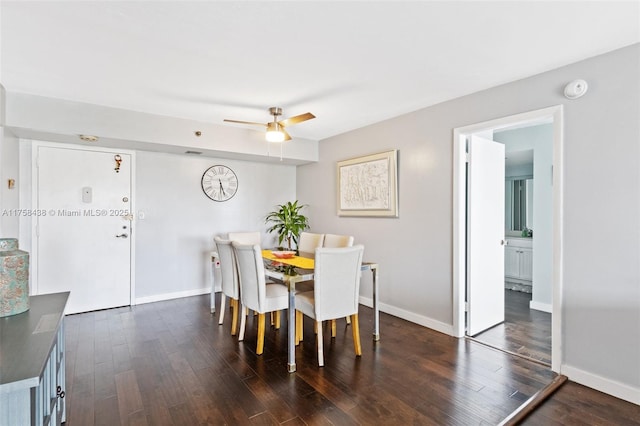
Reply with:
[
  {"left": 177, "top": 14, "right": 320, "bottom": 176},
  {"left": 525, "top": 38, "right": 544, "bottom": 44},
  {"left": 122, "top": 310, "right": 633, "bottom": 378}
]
[
  {"left": 261, "top": 249, "right": 380, "bottom": 373},
  {"left": 209, "top": 248, "right": 380, "bottom": 373}
]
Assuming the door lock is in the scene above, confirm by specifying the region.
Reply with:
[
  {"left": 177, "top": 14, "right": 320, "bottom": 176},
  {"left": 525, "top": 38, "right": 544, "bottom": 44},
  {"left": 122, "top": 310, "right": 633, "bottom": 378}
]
[{"left": 115, "top": 234, "right": 128, "bottom": 238}]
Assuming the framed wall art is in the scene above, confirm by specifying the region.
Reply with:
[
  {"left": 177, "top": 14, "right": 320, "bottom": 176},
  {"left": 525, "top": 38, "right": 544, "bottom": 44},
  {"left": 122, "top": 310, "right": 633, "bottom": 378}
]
[{"left": 337, "top": 149, "right": 398, "bottom": 217}]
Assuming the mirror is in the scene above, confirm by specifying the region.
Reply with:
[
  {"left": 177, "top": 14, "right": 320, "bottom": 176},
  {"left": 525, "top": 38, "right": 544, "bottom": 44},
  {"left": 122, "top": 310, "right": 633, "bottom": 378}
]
[{"left": 506, "top": 177, "right": 533, "bottom": 233}]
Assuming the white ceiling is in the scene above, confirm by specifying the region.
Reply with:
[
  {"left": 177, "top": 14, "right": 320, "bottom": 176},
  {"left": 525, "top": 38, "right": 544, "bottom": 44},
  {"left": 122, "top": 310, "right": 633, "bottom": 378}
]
[{"left": 2, "top": 1, "right": 639, "bottom": 141}]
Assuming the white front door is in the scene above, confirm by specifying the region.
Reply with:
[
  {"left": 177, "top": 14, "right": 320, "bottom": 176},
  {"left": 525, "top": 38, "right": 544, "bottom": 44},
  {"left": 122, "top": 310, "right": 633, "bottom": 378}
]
[
  {"left": 35, "top": 145, "right": 133, "bottom": 314},
  {"left": 467, "top": 135, "right": 505, "bottom": 336}
]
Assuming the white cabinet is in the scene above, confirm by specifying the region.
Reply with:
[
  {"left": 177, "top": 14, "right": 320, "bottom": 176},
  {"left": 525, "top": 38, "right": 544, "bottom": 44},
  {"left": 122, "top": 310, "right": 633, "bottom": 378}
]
[
  {"left": 505, "top": 246, "right": 521, "bottom": 278},
  {"left": 0, "top": 292, "right": 69, "bottom": 426},
  {"left": 518, "top": 248, "right": 533, "bottom": 281},
  {"left": 505, "top": 238, "right": 533, "bottom": 285}
]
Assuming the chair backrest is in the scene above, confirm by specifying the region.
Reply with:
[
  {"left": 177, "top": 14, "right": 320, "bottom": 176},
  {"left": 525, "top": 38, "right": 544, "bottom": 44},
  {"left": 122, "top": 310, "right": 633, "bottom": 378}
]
[
  {"left": 313, "top": 245, "right": 364, "bottom": 321},
  {"left": 232, "top": 242, "right": 267, "bottom": 313},
  {"left": 214, "top": 236, "right": 239, "bottom": 299},
  {"left": 297, "top": 232, "right": 325, "bottom": 253},
  {"left": 323, "top": 234, "right": 354, "bottom": 248},
  {"left": 228, "top": 232, "right": 261, "bottom": 246}
]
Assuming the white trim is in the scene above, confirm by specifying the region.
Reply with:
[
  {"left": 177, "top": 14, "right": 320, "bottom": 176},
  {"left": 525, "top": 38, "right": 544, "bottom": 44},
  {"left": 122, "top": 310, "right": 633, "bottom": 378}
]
[
  {"left": 31, "top": 143, "right": 38, "bottom": 295},
  {"left": 358, "top": 296, "right": 372, "bottom": 308},
  {"left": 30, "top": 140, "right": 137, "bottom": 306},
  {"left": 359, "top": 296, "right": 454, "bottom": 336},
  {"left": 136, "top": 287, "right": 211, "bottom": 305},
  {"left": 129, "top": 149, "right": 137, "bottom": 306},
  {"left": 452, "top": 105, "right": 564, "bottom": 374},
  {"left": 562, "top": 364, "right": 640, "bottom": 405},
  {"left": 529, "top": 301, "right": 552, "bottom": 313},
  {"left": 550, "top": 107, "right": 564, "bottom": 372},
  {"left": 452, "top": 132, "right": 466, "bottom": 338}
]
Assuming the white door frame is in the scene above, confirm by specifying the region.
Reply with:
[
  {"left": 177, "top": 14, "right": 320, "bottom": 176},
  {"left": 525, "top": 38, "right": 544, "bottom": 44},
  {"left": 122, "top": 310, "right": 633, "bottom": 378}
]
[
  {"left": 452, "top": 105, "right": 563, "bottom": 373},
  {"left": 31, "top": 141, "right": 137, "bottom": 305}
]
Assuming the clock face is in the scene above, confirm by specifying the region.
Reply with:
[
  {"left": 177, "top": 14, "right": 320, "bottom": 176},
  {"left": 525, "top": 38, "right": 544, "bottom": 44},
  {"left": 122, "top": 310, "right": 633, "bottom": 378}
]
[{"left": 201, "top": 165, "right": 238, "bottom": 202}]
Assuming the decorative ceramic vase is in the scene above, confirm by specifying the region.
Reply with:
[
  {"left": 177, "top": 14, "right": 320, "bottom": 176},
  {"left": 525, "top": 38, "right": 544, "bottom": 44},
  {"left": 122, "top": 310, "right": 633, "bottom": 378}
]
[{"left": 0, "top": 238, "right": 30, "bottom": 317}]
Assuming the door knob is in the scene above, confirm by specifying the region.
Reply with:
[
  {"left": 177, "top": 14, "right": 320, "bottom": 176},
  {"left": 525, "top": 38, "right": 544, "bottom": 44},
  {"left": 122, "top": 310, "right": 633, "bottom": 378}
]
[{"left": 115, "top": 234, "right": 128, "bottom": 238}]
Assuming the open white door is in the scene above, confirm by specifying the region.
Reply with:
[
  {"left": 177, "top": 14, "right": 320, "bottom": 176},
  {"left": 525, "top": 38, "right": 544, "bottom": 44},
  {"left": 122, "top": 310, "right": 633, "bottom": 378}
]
[
  {"left": 35, "top": 145, "right": 133, "bottom": 314},
  {"left": 467, "top": 135, "right": 505, "bottom": 336}
]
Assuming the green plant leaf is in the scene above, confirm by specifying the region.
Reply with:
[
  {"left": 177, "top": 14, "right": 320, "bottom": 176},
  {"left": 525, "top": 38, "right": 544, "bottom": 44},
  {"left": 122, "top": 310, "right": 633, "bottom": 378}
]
[{"left": 265, "top": 200, "right": 310, "bottom": 250}]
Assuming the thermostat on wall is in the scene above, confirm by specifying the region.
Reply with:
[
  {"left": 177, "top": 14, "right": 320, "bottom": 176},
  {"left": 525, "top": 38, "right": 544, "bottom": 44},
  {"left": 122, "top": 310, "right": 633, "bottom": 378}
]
[{"left": 82, "top": 187, "right": 92, "bottom": 203}]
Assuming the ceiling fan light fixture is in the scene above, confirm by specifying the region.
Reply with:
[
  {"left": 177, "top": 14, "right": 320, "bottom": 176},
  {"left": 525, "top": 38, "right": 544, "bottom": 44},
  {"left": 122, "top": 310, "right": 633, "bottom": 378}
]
[
  {"left": 266, "top": 122, "right": 285, "bottom": 142},
  {"left": 225, "top": 106, "right": 314, "bottom": 144}
]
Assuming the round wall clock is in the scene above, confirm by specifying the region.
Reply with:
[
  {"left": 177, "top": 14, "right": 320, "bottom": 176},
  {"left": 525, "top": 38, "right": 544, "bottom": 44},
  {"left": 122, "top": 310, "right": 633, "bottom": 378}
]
[{"left": 201, "top": 165, "right": 238, "bottom": 202}]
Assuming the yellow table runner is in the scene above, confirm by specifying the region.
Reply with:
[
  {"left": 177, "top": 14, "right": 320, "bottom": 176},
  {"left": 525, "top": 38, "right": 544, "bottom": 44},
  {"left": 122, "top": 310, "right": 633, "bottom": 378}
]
[{"left": 261, "top": 250, "right": 315, "bottom": 269}]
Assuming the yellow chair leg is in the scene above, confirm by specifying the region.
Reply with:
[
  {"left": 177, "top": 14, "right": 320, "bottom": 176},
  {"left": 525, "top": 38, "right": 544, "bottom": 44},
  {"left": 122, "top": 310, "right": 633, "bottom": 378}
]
[
  {"left": 257, "top": 313, "right": 265, "bottom": 355},
  {"left": 295, "top": 311, "right": 303, "bottom": 345},
  {"left": 230, "top": 299, "right": 238, "bottom": 336},
  {"left": 351, "top": 314, "right": 362, "bottom": 356},
  {"left": 331, "top": 319, "right": 337, "bottom": 337},
  {"left": 275, "top": 310, "right": 281, "bottom": 329}
]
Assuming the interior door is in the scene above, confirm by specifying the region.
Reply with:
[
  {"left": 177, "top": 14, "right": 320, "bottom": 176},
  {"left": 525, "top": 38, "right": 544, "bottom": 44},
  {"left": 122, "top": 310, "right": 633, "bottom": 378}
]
[
  {"left": 35, "top": 145, "right": 132, "bottom": 314},
  {"left": 467, "top": 135, "right": 505, "bottom": 336}
]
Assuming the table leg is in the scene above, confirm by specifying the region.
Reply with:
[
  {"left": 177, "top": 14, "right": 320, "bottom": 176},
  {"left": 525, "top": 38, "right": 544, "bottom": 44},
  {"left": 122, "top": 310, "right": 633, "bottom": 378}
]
[
  {"left": 287, "top": 279, "right": 297, "bottom": 373},
  {"left": 372, "top": 266, "right": 380, "bottom": 341}
]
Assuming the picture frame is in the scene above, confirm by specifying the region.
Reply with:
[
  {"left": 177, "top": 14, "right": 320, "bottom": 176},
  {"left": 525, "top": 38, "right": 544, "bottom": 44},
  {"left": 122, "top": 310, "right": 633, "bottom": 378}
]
[{"left": 337, "top": 149, "right": 398, "bottom": 217}]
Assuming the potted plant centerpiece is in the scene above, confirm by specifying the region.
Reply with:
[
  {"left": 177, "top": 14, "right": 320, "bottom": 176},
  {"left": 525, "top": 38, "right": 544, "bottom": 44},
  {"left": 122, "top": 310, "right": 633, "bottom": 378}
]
[{"left": 265, "top": 200, "right": 309, "bottom": 251}]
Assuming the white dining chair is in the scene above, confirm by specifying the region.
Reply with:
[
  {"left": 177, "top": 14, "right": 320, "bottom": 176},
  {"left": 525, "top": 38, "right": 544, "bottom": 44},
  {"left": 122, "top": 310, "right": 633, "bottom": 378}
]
[
  {"left": 294, "top": 231, "right": 324, "bottom": 295},
  {"left": 214, "top": 236, "right": 240, "bottom": 335},
  {"left": 323, "top": 234, "right": 354, "bottom": 248},
  {"left": 293, "top": 232, "right": 325, "bottom": 340},
  {"left": 233, "top": 242, "right": 289, "bottom": 355},
  {"left": 295, "top": 245, "right": 365, "bottom": 367},
  {"left": 229, "top": 230, "right": 283, "bottom": 325},
  {"left": 321, "top": 233, "right": 356, "bottom": 326},
  {"left": 297, "top": 232, "right": 325, "bottom": 254},
  {"left": 228, "top": 231, "right": 261, "bottom": 246}
]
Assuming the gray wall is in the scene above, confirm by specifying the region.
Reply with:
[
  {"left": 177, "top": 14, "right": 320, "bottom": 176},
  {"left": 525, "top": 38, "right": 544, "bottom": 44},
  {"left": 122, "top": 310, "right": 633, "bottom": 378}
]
[
  {"left": 134, "top": 151, "right": 295, "bottom": 300},
  {"left": 0, "top": 128, "right": 19, "bottom": 237},
  {"left": 298, "top": 44, "right": 640, "bottom": 397},
  {"left": 17, "top": 142, "right": 297, "bottom": 302}
]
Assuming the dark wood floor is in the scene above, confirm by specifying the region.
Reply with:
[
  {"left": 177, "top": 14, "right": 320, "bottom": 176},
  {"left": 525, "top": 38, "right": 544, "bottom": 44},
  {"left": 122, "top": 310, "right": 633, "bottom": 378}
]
[
  {"left": 64, "top": 294, "right": 640, "bottom": 425},
  {"left": 473, "top": 290, "right": 552, "bottom": 365}
]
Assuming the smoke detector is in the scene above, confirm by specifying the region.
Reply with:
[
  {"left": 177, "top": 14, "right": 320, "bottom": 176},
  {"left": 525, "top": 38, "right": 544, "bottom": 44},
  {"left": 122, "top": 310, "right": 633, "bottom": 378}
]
[{"left": 564, "top": 79, "right": 588, "bottom": 100}]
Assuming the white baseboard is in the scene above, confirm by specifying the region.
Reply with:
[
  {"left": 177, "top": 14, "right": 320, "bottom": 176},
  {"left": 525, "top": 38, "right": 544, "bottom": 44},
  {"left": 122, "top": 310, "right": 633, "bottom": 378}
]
[
  {"left": 562, "top": 364, "right": 640, "bottom": 405},
  {"left": 530, "top": 300, "right": 552, "bottom": 313},
  {"left": 135, "top": 287, "right": 211, "bottom": 305},
  {"left": 359, "top": 296, "right": 454, "bottom": 336}
]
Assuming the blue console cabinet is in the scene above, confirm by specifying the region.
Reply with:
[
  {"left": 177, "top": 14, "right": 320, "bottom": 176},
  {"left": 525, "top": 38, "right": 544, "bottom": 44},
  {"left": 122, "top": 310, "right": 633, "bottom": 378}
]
[{"left": 0, "top": 292, "right": 69, "bottom": 425}]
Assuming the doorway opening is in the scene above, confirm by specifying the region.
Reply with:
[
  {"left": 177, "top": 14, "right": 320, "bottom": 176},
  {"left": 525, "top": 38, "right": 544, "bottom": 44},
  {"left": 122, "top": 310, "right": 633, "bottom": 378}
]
[{"left": 453, "top": 105, "right": 563, "bottom": 373}]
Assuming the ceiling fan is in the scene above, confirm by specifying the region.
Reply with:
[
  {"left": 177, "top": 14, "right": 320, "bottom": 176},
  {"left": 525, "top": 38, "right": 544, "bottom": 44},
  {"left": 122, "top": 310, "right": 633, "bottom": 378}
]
[{"left": 224, "top": 107, "right": 315, "bottom": 142}]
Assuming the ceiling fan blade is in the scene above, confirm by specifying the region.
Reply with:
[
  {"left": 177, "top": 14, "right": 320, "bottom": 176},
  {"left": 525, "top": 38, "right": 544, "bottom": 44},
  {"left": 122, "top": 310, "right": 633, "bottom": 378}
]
[
  {"left": 223, "top": 119, "right": 266, "bottom": 127},
  {"left": 282, "top": 129, "right": 292, "bottom": 141},
  {"left": 279, "top": 112, "right": 315, "bottom": 128}
]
